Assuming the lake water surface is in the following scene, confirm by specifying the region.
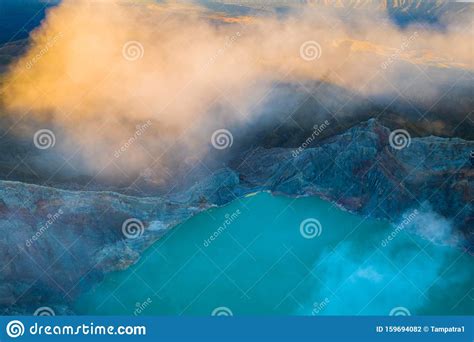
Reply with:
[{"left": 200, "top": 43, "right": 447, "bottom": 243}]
[{"left": 75, "top": 193, "right": 473, "bottom": 316}]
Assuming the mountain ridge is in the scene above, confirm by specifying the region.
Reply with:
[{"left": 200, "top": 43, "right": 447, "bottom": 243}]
[{"left": 1, "top": 118, "right": 472, "bottom": 314}]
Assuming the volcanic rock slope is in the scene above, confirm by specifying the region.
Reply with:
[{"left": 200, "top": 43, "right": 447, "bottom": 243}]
[{"left": 0, "top": 119, "right": 472, "bottom": 314}]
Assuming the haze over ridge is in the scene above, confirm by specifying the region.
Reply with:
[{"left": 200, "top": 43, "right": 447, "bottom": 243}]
[{"left": 1, "top": 0, "right": 472, "bottom": 178}]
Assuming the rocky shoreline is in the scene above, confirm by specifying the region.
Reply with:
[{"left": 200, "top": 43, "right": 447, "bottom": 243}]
[{"left": 0, "top": 119, "right": 472, "bottom": 315}]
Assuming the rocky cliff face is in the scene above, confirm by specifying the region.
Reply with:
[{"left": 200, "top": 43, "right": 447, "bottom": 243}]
[
  {"left": 233, "top": 119, "right": 473, "bottom": 236},
  {"left": 218, "top": 0, "right": 460, "bottom": 13},
  {"left": 0, "top": 119, "right": 472, "bottom": 314},
  {"left": 306, "top": 0, "right": 448, "bottom": 11}
]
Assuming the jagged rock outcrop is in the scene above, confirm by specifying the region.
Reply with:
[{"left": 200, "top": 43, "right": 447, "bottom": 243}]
[
  {"left": 0, "top": 119, "right": 472, "bottom": 314},
  {"left": 305, "top": 0, "right": 449, "bottom": 12},
  {"left": 233, "top": 119, "right": 473, "bottom": 236},
  {"left": 219, "top": 0, "right": 464, "bottom": 13}
]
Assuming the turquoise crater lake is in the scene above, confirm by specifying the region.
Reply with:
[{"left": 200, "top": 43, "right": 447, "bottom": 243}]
[{"left": 74, "top": 193, "right": 474, "bottom": 315}]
